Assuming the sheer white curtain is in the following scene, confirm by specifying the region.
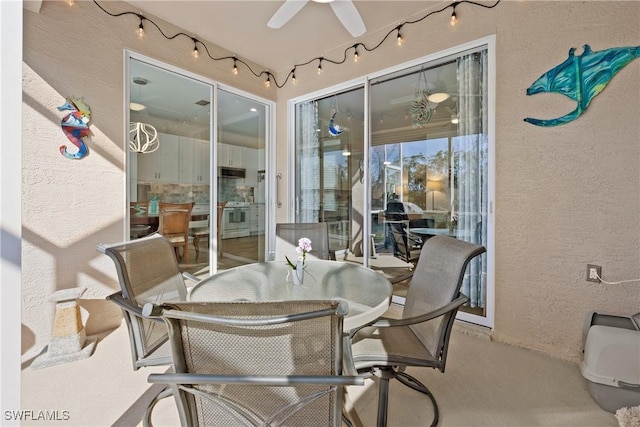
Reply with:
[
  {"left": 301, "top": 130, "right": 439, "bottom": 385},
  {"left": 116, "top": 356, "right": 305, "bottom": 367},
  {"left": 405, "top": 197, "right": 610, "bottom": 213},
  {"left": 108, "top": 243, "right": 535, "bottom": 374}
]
[
  {"left": 296, "top": 101, "right": 320, "bottom": 222},
  {"left": 455, "top": 50, "right": 488, "bottom": 309}
]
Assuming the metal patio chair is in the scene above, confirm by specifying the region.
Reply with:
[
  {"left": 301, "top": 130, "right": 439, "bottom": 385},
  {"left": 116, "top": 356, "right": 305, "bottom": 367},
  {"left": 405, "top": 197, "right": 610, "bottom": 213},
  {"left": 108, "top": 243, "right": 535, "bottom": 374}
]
[
  {"left": 349, "top": 235, "right": 486, "bottom": 427},
  {"left": 143, "top": 300, "right": 364, "bottom": 426}
]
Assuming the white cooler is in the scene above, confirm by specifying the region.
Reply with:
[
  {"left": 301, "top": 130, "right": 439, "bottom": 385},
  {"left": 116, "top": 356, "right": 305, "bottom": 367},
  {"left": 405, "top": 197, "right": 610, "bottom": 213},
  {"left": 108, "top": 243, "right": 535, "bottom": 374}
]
[{"left": 581, "top": 312, "right": 640, "bottom": 413}]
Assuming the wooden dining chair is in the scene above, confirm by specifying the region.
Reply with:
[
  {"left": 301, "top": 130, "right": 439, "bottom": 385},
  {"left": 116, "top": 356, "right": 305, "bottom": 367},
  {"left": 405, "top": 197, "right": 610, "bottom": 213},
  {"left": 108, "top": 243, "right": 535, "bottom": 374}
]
[
  {"left": 158, "top": 202, "right": 194, "bottom": 263},
  {"left": 188, "top": 214, "right": 209, "bottom": 260}
]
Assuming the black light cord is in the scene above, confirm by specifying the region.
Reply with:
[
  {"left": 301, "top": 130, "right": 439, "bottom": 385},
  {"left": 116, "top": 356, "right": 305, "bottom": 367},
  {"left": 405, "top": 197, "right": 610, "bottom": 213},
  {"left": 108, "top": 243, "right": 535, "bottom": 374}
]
[{"left": 92, "top": 0, "right": 500, "bottom": 89}]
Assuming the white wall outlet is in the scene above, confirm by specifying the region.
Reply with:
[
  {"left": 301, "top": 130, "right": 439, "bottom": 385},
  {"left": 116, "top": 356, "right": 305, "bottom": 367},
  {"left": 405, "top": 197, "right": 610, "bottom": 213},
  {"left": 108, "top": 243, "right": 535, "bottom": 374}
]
[{"left": 586, "top": 264, "right": 602, "bottom": 283}]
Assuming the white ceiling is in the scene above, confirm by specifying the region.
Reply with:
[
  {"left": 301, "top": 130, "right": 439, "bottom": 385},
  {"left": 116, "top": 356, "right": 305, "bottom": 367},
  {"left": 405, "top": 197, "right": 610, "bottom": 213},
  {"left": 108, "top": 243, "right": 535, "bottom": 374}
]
[{"left": 124, "top": 0, "right": 444, "bottom": 73}]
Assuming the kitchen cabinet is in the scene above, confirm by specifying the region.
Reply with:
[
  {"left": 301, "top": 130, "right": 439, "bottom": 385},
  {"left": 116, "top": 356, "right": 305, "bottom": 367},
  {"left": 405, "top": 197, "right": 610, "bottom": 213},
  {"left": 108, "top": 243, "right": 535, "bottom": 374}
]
[
  {"left": 249, "top": 203, "right": 265, "bottom": 234},
  {"left": 218, "top": 143, "right": 245, "bottom": 168},
  {"left": 137, "top": 133, "right": 180, "bottom": 182},
  {"left": 180, "top": 137, "right": 210, "bottom": 184}
]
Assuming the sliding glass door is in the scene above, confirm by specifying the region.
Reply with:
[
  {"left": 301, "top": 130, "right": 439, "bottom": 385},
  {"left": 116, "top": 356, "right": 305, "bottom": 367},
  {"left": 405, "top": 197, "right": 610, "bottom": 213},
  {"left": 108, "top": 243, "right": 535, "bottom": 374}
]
[
  {"left": 294, "top": 87, "right": 365, "bottom": 254},
  {"left": 291, "top": 38, "right": 494, "bottom": 327}
]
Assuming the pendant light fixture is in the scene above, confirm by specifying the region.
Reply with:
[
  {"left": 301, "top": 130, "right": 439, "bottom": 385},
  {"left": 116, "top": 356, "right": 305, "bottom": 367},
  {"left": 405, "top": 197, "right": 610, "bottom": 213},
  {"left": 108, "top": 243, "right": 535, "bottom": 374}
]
[{"left": 129, "top": 122, "right": 159, "bottom": 154}]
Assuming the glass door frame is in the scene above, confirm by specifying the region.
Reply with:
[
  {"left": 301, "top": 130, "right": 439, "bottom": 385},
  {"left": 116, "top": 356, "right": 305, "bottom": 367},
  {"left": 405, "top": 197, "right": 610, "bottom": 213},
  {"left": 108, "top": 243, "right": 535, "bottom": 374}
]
[
  {"left": 285, "top": 36, "right": 495, "bottom": 328},
  {"left": 125, "top": 51, "right": 276, "bottom": 275}
]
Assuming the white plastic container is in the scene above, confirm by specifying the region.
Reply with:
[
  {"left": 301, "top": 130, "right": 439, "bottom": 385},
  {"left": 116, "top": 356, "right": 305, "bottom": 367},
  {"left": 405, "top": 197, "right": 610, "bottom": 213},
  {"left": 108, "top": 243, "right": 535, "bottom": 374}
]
[{"left": 581, "top": 312, "right": 640, "bottom": 413}]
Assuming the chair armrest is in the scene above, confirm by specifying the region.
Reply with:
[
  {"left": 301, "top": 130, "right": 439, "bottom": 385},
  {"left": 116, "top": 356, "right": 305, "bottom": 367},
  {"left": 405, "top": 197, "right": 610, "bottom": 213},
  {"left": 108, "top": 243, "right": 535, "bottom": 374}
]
[
  {"left": 389, "top": 270, "right": 414, "bottom": 285},
  {"left": 107, "top": 291, "right": 144, "bottom": 317},
  {"left": 107, "top": 292, "right": 166, "bottom": 324},
  {"left": 148, "top": 372, "right": 364, "bottom": 387},
  {"left": 182, "top": 272, "right": 202, "bottom": 284},
  {"left": 349, "top": 295, "right": 469, "bottom": 337}
]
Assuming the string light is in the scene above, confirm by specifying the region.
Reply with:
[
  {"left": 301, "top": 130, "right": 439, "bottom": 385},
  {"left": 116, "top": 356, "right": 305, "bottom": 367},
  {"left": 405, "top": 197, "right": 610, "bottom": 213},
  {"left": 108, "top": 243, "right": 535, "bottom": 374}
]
[
  {"left": 396, "top": 25, "right": 404, "bottom": 46},
  {"left": 450, "top": 2, "right": 459, "bottom": 26},
  {"left": 92, "top": 0, "right": 500, "bottom": 88},
  {"left": 137, "top": 16, "right": 144, "bottom": 38},
  {"left": 291, "top": 68, "right": 297, "bottom": 84},
  {"left": 191, "top": 38, "right": 199, "bottom": 58}
]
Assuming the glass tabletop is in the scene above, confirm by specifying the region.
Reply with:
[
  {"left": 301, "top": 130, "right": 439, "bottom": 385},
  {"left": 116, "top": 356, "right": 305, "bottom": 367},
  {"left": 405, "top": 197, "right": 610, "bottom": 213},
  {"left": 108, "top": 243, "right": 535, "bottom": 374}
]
[{"left": 189, "top": 260, "right": 393, "bottom": 330}]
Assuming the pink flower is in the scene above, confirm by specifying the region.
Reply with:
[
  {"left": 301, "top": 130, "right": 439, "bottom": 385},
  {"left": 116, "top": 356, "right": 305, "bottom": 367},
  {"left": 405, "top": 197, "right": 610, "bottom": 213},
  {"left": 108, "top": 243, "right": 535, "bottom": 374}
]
[{"left": 286, "top": 237, "right": 312, "bottom": 269}]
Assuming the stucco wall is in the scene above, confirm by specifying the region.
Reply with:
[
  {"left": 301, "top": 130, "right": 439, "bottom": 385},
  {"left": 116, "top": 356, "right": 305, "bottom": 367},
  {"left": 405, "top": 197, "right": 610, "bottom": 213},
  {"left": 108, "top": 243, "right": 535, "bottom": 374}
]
[
  {"left": 21, "top": 0, "right": 275, "bottom": 356},
  {"left": 274, "top": 1, "right": 640, "bottom": 361}
]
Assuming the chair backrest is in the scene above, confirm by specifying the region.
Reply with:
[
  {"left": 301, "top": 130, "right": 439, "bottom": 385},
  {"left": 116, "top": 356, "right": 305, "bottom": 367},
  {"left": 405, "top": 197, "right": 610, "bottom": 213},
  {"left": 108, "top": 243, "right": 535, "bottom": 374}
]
[
  {"left": 188, "top": 215, "right": 209, "bottom": 233},
  {"left": 159, "top": 207, "right": 193, "bottom": 240},
  {"left": 148, "top": 300, "right": 351, "bottom": 427},
  {"left": 385, "top": 200, "right": 408, "bottom": 221},
  {"left": 159, "top": 202, "right": 195, "bottom": 237},
  {"left": 97, "top": 233, "right": 188, "bottom": 368},
  {"left": 403, "top": 235, "right": 485, "bottom": 365},
  {"left": 388, "top": 221, "right": 412, "bottom": 261},
  {"left": 275, "top": 222, "right": 331, "bottom": 261}
]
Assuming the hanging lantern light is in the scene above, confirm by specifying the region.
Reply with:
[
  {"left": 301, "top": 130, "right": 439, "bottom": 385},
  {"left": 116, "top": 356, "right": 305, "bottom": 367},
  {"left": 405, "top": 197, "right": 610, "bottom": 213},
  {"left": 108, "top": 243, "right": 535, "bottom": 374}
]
[{"left": 129, "top": 122, "right": 159, "bottom": 153}]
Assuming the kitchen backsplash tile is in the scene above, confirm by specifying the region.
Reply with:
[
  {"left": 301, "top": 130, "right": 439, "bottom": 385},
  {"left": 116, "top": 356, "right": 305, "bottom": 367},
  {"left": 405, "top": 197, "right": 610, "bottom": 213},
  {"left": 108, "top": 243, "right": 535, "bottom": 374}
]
[{"left": 136, "top": 182, "right": 210, "bottom": 204}]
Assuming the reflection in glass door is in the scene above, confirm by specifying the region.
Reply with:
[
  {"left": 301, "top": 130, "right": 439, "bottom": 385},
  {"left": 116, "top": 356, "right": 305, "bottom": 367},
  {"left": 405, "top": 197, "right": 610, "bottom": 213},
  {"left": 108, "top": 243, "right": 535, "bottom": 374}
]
[
  {"left": 217, "top": 89, "right": 267, "bottom": 271},
  {"left": 292, "top": 39, "right": 493, "bottom": 327},
  {"left": 294, "top": 87, "right": 365, "bottom": 255}
]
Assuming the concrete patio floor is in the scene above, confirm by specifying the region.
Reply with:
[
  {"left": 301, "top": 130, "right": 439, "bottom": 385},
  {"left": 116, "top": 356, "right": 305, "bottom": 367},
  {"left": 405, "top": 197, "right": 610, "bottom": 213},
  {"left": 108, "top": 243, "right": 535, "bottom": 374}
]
[{"left": 21, "top": 309, "right": 619, "bottom": 427}]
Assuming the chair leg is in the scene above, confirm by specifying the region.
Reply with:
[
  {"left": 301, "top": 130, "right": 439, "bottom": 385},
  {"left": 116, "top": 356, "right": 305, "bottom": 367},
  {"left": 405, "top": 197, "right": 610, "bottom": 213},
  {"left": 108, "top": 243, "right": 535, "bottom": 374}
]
[
  {"left": 183, "top": 243, "right": 189, "bottom": 264},
  {"left": 194, "top": 236, "right": 200, "bottom": 260},
  {"left": 374, "top": 366, "right": 396, "bottom": 427},
  {"left": 142, "top": 385, "right": 173, "bottom": 427},
  {"left": 396, "top": 371, "right": 439, "bottom": 427}
]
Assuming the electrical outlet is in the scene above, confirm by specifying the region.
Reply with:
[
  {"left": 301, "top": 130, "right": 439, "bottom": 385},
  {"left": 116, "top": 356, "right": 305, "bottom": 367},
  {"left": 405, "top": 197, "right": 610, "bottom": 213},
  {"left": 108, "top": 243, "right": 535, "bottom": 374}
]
[{"left": 586, "top": 264, "right": 602, "bottom": 283}]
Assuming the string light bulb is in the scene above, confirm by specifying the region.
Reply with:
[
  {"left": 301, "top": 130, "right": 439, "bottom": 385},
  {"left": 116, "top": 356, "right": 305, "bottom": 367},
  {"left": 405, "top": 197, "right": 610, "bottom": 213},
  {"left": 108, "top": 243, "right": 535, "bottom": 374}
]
[
  {"left": 450, "top": 2, "right": 459, "bottom": 26},
  {"left": 396, "top": 25, "right": 404, "bottom": 46},
  {"left": 232, "top": 59, "right": 238, "bottom": 75},
  {"left": 291, "top": 68, "right": 297, "bottom": 84},
  {"left": 265, "top": 73, "right": 271, "bottom": 88},
  {"left": 66, "top": 0, "right": 75, "bottom": 5},
  {"left": 317, "top": 58, "right": 323, "bottom": 75},
  {"left": 137, "top": 17, "right": 144, "bottom": 38},
  {"left": 192, "top": 38, "right": 199, "bottom": 58},
  {"left": 353, "top": 44, "right": 359, "bottom": 62}
]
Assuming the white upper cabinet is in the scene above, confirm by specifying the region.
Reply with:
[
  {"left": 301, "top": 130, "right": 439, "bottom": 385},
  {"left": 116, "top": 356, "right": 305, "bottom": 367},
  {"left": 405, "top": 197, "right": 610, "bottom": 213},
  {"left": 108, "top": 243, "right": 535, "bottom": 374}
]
[
  {"left": 137, "top": 133, "right": 180, "bottom": 182},
  {"left": 219, "top": 143, "right": 245, "bottom": 168},
  {"left": 180, "top": 137, "right": 210, "bottom": 184}
]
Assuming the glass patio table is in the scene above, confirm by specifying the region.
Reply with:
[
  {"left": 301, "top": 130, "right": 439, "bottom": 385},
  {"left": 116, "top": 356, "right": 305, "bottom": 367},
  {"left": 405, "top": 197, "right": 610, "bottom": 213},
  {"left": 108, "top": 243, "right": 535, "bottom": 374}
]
[{"left": 188, "top": 260, "right": 393, "bottom": 331}]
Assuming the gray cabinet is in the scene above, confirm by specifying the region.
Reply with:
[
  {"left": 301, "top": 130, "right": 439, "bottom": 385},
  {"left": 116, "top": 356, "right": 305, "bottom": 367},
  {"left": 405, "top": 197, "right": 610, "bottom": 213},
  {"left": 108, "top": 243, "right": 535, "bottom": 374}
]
[{"left": 249, "top": 203, "right": 265, "bottom": 234}]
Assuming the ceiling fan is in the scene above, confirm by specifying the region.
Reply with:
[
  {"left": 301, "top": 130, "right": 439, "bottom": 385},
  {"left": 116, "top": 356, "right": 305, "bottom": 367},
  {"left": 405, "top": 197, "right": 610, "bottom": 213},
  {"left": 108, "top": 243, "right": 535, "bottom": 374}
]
[{"left": 268, "top": 0, "right": 366, "bottom": 37}]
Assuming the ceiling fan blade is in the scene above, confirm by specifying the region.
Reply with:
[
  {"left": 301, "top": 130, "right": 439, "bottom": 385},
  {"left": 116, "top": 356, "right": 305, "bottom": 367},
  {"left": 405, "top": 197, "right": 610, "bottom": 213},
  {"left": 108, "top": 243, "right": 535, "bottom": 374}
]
[
  {"left": 329, "top": 0, "right": 366, "bottom": 37},
  {"left": 267, "top": 0, "right": 310, "bottom": 29}
]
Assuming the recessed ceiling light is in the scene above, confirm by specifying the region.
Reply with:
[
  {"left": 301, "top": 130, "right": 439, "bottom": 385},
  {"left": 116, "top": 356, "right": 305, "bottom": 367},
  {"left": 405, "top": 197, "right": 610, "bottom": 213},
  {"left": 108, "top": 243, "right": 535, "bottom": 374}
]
[
  {"left": 250, "top": 107, "right": 257, "bottom": 112},
  {"left": 130, "top": 102, "right": 146, "bottom": 111}
]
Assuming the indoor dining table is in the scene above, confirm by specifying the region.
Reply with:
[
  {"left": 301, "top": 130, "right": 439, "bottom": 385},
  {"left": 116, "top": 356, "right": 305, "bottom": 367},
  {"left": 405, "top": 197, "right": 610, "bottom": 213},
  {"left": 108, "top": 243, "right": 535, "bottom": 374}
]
[{"left": 188, "top": 259, "right": 393, "bottom": 331}]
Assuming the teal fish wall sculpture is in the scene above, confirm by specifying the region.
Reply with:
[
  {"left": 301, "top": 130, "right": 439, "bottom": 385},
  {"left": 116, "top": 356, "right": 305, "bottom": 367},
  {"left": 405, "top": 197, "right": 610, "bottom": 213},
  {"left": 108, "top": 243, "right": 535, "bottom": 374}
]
[{"left": 524, "top": 45, "right": 640, "bottom": 127}]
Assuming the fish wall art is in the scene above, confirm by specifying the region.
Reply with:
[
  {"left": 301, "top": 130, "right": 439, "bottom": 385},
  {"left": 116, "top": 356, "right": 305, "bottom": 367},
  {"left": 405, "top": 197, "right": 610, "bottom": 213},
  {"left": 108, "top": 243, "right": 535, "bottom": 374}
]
[
  {"left": 58, "top": 97, "right": 92, "bottom": 159},
  {"left": 524, "top": 44, "right": 640, "bottom": 127}
]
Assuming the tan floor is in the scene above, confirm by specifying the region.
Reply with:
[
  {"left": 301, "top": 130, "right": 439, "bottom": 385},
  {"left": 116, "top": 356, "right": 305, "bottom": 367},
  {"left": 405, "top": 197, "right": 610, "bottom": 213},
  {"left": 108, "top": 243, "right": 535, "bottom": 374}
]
[{"left": 21, "top": 306, "right": 618, "bottom": 427}]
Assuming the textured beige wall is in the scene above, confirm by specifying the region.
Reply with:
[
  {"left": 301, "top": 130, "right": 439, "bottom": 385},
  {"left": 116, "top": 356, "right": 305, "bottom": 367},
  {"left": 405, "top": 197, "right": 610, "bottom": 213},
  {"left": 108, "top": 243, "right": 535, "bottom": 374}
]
[
  {"left": 21, "top": 0, "right": 274, "bottom": 356},
  {"left": 274, "top": 1, "right": 640, "bottom": 361}
]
